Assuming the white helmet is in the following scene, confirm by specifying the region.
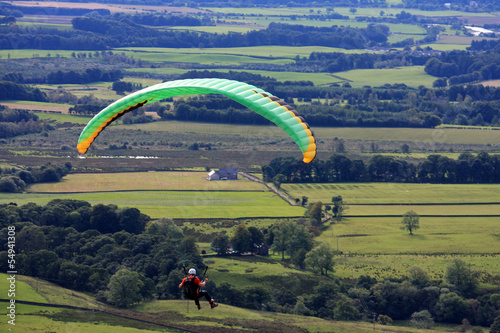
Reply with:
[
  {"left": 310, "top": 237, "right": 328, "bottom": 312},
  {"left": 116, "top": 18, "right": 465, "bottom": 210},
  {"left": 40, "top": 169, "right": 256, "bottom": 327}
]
[{"left": 188, "top": 268, "right": 196, "bottom": 275}]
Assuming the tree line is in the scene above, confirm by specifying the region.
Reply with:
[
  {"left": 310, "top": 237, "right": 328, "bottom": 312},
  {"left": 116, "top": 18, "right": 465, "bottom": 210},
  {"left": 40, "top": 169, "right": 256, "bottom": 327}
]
[
  {"left": 263, "top": 152, "right": 500, "bottom": 184},
  {"left": 425, "top": 51, "right": 500, "bottom": 87},
  {"left": 1, "top": 200, "right": 499, "bottom": 328},
  {"left": 0, "top": 106, "right": 55, "bottom": 140},
  {"left": 0, "top": 162, "right": 72, "bottom": 193},
  {"left": 0, "top": 17, "right": 390, "bottom": 50}
]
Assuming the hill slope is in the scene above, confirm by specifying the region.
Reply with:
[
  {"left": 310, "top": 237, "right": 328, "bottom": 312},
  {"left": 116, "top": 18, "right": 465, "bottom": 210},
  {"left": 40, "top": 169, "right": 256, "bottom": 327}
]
[{"left": 1, "top": 273, "right": 442, "bottom": 333}]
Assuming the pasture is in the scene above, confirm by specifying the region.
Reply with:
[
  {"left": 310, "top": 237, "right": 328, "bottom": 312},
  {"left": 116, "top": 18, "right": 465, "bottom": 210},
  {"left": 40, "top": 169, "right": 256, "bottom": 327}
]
[
  {"left": 0, "top": 190, "right": 302, "bottom": 219},
  {"left": 318, "top": 216, "right": 500, "bottom": 255},
  {"left": 0, "top": 271, "right": 440, "bottom": 333},
  {"left": 110, "top": 120, "right": 500, "bottom": 146},
  {"left": 283, "top": 182, "right": 500, "bottom": 204},
  {"left": 334, "top": 66, "right": 435, "bottom": 88},
  {"left": 135, "top": 300, "right": 441, "bottom": 333},
  {"left": 26, "top": 171, "right": 265, "bottom": 192},
  {"left": 332, "top": 253, "right": 500, "bottom": 282},
  {"left": 118, "top": 45, "right": 371, "bottom": 58}
]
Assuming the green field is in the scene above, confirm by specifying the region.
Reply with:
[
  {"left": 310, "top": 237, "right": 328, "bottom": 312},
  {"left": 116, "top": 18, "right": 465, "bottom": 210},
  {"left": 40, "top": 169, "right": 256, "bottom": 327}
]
[
  {"left": 0, "top": 190, "right": 302, "bottom": 219},
  {"left": 335, "top": 66, "right": 436, "bottom": 88},
  {"left": 318, "top": 216, "right": 499, "bottom": 254},
  {"left": 119, "top": 121, "right": 500, "bottom": 145},
  {"left": 332, "top": 253, "right": 500, "bottom": 282},
  {"left": 284, "top": 182, "right": 500, "bottom": 204},
  {"left": 34, "top": 112, "right": 92, "bottom": 124}
]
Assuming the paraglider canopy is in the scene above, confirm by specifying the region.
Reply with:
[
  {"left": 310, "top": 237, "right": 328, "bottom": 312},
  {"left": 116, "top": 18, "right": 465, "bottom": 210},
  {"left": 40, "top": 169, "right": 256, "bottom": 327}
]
[{"left": 77, "top": 78, "right": 317, "bottom": 163}]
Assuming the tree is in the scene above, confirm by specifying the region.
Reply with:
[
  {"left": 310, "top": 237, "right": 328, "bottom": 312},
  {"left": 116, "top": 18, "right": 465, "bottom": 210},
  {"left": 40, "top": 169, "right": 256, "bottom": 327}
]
[
  {"left": 272, "top": 174, "right": 286, "bottom": 190},
  {"left": 490, "top": 316, "right": 500, "bottom": 333},
  {"left": 333, "top": 294, "right": 360, "bottom": 320},
  {"left": 434, "top": 292, "right": 468, "bottom": 324},
  {"left": 408, "top": 265, "right": 429, "bottom": 286},
  {"left": 17, "top": 225, "right": 46, "bottom": 253},
  {"left": 106, "top": 269, "right": 144, "bottom": 308},
  {"left": 410, "top": 310, "right": 434, "bottom": 329},
  {"left": 305, "top": 243, "right": 335, "bottom": 276},
  {"left": 146, "top": 217, "right": 183, "bottom": 243},
  {"left": 211, "top": 232, "right": 230, "bottom": 255},
  {"left": 231, "top": 223, "right": 252, "bottom": 253},
  {"left": 90, "top": 204, "right": 119, "bottom": 234},
  {"left": 331, "top": 195, "right": 345, "bottom": 222},
  {"left": 305, "top": 201, "right": 323, "bottom": 226},
  {"left": 118, "top": 207, "right": 146, "bottom": 234},
  {"left": 400, "top": 210, "right": 420, "bottom": 235},
  {"left": 445, "top": 258, "right": 479, "bottom": 297},
  {"left": 271, "top": 222, "right": 293, "bottom": 260}
]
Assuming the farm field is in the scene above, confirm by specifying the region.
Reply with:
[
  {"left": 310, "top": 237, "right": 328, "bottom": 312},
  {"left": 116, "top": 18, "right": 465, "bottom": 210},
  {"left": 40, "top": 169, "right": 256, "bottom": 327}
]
[
  {"left": 284, "top": 182, "right": 500, "bottom": 204},
  {"left": 0, "top": 190, "right": 303, "bottom": 219},
  {"left": 332, "top": 253, "right": 500, "bottom": 282},
  {"left": 26, "top": 171, "right": 265, "bottom": 192},
  {"left": 334, "top": 66, "right": 435, "bottom": 88},
  {"left": 123, "top": 121, "right": 500, "bottom": 145},
  {"left": 2, "top": 2, "right": 500, "bottom": 331},
  {"left": 118, "top": 45, "right": 371, "bottom": 58},
  {"left": 343, "top": 204, "right": 500, "bottom": 216},
  {"left": 318, "top": 216, "right": 499, "bottom": 254},
  {"left": 34, "top": 111, "right": 91, "bottom": 124}
]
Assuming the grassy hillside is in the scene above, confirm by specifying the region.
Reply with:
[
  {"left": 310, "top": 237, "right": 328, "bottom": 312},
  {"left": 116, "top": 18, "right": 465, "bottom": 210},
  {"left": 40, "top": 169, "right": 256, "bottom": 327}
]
[{"left": 0, "top": 273, "right": 444, "bottom": 333}]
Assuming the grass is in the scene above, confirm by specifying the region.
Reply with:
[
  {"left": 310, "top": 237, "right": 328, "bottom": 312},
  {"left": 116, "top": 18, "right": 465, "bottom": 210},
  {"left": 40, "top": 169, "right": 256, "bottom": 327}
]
[
  {"left": 334, "top": 66, "right": 436, "bottom": 88},
  {"left": 118, "top": 45, "right": 371, "bottom": 58},
  {"left": 35, "top": 112, "right": 92, "bottom": 124},
  {"left": 344, "top": 204, "right": 500, "bottom": 216},
  {"left": 27, "top": 171, "right": 265, "bottom": 192},
  {"left": 120, "top": 120, "right": 500, "bottom": 145},
  {"left": 284, "top": 182, "right": 500, "bottom": 204},
  {"left": 0, "top": 190, "right": 303, "bottom": 219},
  {"left": 318, "top": 216, "right": 500, "bottom": 254},
  {"left": 0, "top": 49, "right": 77, "bottom": 59},
  {"left": 0, "top": 273, "right": 47, "bottom": 303},
  {"left": 134, "top": 299, "right": 446, "bottom": 333},
  {"left": 332, "top": 253, "right": 500, "bottom": 282}
]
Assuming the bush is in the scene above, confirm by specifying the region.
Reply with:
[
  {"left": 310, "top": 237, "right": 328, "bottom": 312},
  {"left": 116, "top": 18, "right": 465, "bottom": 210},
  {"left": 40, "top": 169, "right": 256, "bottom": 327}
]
[
  {"left": 378, "top": 314, "right": 393, "bottom": 325},
  {"left": 410, "top": 310, "right": 434, "bottom": 329}
]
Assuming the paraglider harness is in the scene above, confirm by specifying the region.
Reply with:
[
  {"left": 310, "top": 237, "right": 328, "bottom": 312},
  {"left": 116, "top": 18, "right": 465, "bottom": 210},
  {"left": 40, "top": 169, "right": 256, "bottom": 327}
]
[
  {"left": 183, "top": 276, "right": 198, "bottom": 299},
  {"left": 182, "top": 266, "right": 209, "bottom": 300}
]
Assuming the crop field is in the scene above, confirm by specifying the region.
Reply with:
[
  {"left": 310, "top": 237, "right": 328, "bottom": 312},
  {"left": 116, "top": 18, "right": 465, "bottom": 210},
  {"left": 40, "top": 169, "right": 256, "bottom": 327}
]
[
  {"left": 1, "top": 101, "right": 70, "bottom": 114},
  {"left": 283, "top": 182, "right": 500, "bottom": 204},
  {"left": 112, "top": 120, "right": 500, "bottom": 144},
  {"left": 27, "top": 171, "right": 265, "bottom": 192}
]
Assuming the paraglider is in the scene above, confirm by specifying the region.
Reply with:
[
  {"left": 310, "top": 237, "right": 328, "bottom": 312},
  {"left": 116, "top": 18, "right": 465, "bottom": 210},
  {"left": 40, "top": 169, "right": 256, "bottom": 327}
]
[
  {"left": 179, "top": 267, "right": 217, "bottom": 310},
  {"left": 77, "top": 78, "right": 317, "bottom": 163}
]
